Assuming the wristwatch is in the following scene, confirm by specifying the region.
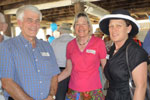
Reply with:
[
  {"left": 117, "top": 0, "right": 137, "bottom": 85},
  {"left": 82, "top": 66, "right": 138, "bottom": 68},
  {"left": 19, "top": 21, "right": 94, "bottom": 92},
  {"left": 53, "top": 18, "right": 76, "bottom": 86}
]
[
  {"left": 50, "top": 94, "right": 56, "bottom": 99},
  {"left": 52, "top": 95, "right": 56, "bottom": 99}
]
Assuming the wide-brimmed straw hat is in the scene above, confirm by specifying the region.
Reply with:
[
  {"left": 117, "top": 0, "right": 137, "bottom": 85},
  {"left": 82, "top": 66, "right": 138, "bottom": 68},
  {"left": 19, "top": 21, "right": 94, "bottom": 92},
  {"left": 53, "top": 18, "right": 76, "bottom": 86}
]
[
  {"left": 58, "top": 23, "right": 72, "bottom": 34},
  {"left": 99, "top": 9, "right": 140, "bottom": 37}
]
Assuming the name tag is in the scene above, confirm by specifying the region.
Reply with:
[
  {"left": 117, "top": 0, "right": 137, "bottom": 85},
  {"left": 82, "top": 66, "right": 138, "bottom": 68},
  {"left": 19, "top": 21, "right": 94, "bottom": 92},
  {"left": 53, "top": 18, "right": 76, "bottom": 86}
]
[
  {"left": 40, "top": 52, "right": 50, "bottom": 56},
  {"left": 106, "top": 54, "right": 110, "bottom": 59},
  {"left": 86, "top": 49, "right": 96, "bottom": 54}
]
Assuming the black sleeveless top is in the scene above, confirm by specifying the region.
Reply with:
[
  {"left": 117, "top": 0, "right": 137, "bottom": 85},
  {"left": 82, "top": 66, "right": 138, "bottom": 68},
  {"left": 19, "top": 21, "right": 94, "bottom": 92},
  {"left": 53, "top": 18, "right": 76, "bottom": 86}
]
[{"left": 104, "top": 38, "right": 148, "bottom": 100}]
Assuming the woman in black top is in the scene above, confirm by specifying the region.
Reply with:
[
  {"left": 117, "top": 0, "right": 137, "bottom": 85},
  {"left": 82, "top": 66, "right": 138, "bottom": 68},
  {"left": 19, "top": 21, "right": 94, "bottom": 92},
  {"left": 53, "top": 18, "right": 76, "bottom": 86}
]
[{"left": 99, "top": 9, "right": 148, "bottom": 100}]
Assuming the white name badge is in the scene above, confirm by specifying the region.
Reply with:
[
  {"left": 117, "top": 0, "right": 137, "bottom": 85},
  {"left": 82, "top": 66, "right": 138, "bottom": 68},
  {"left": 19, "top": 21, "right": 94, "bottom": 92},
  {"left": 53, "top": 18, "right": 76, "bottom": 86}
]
[
  {"left": 106, "top": 54, "right": 110, "bottom": 59},
  {"left": 40, "top": 52, "right": 50, "bottom": 56},
  {"left": 86, "top": 49, "right": 96, "bottom": 54}
]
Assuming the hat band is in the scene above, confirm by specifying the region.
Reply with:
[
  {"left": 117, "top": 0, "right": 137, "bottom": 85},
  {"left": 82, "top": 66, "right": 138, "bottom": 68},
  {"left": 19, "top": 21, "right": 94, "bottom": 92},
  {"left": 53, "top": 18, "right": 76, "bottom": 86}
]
[{"left": 100, "top": 14, "right": 140, "bottom": 30}]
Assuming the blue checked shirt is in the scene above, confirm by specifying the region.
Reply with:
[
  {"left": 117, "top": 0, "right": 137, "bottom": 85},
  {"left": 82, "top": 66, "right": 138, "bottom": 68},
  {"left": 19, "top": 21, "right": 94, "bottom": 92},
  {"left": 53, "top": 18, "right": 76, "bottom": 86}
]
[
  {"left": 0, "top": 34, "right": 60, "bottom": 100},
  {"left": 143, "top": 30, "right": 150, "bottom": 56}
]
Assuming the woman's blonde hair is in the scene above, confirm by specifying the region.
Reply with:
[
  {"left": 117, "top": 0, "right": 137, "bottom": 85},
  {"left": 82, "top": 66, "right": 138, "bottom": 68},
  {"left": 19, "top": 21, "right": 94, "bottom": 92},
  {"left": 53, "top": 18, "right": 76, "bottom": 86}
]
[{"left": 72, "top": 12, "right": 93, "bottom": 36}]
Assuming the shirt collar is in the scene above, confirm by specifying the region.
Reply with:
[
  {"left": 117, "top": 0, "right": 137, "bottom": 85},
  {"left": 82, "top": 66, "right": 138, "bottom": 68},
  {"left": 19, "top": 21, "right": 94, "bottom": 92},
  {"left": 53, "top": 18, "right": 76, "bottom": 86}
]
[
  {"left": 109, "top": 38, "right": 132, "bottom": 57},
  {"left": 19, "top": 34, "right": 38, "bottom": 48}
]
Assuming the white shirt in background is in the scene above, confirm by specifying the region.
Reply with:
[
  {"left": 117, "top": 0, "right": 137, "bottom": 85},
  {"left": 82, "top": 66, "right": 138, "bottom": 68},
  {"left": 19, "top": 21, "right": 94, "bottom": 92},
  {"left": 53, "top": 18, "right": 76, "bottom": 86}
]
[{"left": 51, "top": 33, "right": 74, "bottom": 67}]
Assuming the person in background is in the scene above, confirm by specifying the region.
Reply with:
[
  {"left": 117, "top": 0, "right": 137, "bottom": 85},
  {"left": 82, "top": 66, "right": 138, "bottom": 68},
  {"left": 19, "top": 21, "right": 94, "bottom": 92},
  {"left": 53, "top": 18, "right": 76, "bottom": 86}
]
[
  {"left": 0, "top": 12, "right": 10, "bottom": 100},
  {"left": 46, "top": 34, "right": 55, "bottom": 44},
  {"left": 46, "top": 34, "right": 51, "bottom": 42},
  {"left": 0, "top": 12, "right": 10, "bottom": 42},
  {"left": 51, "top": 23, "right": 74, "bottom": 100},
  {"left": 99, "top": 9, "right": 148, "bottom": 100},
  {"left": 104, "top": 35, "right": 113, "bottom": 53},
  {"left": 94, "top": 28, "right": 105, "bottom": 40},
  {"left": 0, "top": 5, "right": 60, "bottom": 100},
  {"left": 143, "top": 30, "right": 150, "bottom": 72},
  {"left": 94, "top": 28, "right": 112, "bottom": 52},
  {"left": 58, "top": 12, "right": 107, "bottom": 100},
  {"left": 143, "top": 30, "right": 150, "bottom": 55}
]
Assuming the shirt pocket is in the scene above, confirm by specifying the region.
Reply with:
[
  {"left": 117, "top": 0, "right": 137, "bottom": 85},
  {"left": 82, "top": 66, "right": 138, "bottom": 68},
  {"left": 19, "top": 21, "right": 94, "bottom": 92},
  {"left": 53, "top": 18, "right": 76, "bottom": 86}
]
[{"left": 38, "top": 56, "right": 55, "bottom": 76}]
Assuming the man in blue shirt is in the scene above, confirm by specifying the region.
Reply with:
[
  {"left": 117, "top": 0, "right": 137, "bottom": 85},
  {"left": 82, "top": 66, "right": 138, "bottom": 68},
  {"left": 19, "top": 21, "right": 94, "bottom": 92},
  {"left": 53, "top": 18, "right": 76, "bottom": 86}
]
[{"left": 0, "top": 5, "right": 60, "bottom": 100}]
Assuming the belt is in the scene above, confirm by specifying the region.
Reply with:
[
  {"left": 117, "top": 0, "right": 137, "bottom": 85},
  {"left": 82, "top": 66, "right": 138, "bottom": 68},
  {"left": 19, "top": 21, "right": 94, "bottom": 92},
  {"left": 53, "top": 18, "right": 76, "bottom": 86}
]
[
  {"left": 109, "top": 81, "right": 129, "bottom": 89},
  {"left": 59, "top": 67, "right": 65, "bottom": 71},
  {"left": 59, "top": 67, "right": 65, "bottom": 69},
  {"left": 8, "top": 97, "right": 14, "bottom": 100}
]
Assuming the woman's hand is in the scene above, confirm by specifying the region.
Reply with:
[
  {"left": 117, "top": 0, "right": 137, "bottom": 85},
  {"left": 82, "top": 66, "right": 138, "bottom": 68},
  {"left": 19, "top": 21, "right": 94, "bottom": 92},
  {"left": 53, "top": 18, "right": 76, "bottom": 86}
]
[{"left": 58, "top": 59, "right": 72, "bottom": 82}]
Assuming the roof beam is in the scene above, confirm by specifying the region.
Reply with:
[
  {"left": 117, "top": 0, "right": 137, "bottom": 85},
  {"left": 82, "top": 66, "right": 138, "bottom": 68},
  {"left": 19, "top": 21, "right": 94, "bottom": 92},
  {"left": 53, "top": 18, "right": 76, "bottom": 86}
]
[
  {"left": 4, "top": 0, "right": 101, "bottom": 15},
  {"left": 4, "top": 0, "right": 72, "bottom": 14},
  {"left": 85, "top": 2, "right": 109, "bottom": 18},
  {"left": 0, "top": 0, "right": 24, "bottom": 6}
]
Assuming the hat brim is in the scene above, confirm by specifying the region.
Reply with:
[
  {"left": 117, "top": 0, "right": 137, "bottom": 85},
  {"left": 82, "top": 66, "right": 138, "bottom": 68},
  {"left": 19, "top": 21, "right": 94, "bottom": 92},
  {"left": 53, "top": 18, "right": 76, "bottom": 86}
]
[{"left": 99, "top": 14, "right": 140, "bottom": 37}]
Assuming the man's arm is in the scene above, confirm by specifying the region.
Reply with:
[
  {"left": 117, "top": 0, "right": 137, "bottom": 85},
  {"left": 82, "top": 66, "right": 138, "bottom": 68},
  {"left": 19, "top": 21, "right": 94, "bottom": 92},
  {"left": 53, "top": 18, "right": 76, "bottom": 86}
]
[
  {"left": 49, "top": 75, "right": 58, "bottom": 97},
  {"left": 58, "top": 59, "right": 72, "bottom": 82},
  {"left": 1, "top": 78, "right": 33, "bottom": 100},
  {"left": 44, "top": 75, "right": 58, "bottom": 100}
]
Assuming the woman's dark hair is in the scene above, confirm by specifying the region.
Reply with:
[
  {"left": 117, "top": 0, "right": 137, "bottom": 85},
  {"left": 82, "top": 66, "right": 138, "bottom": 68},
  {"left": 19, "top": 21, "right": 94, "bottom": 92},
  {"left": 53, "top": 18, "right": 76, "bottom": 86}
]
[{"left": 125, "top": 20, "right": 131, "bottom": 27}]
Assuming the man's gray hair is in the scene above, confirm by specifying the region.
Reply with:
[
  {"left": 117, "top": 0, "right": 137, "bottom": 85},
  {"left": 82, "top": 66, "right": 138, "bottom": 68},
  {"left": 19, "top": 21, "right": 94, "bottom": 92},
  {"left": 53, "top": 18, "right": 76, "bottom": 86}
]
[
  {"left": 16, "top": 5, "right": 42, "bottom": 21},
  {"left": 0, "top": 12, "right": 6, "bottom": 23}
]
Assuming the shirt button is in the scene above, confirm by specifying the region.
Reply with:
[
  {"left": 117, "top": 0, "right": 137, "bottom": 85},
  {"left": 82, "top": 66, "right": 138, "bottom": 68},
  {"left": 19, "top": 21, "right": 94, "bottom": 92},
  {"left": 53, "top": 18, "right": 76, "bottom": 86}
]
[
  {"left": 40, "top": 81, "right": 42, "bottom": 84},
  {"left": 35, "top": 59, "right": 38, "bottom": 62},
  {"left": 41, "top": 92, "right": 43, "bottom": 95},
  {"left": 37, "top": 70, "right": 40, "bottom": 72},
  {"left": 32, "top": 49, "right": 35, "bottom": 51},
  {"left": 25, "top": 45, "right": 28, "bottom": 47}
]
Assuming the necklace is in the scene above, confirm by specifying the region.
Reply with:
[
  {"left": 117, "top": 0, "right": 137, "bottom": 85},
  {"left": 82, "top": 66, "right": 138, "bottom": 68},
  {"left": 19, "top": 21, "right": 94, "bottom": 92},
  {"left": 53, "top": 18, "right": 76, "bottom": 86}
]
[
  {"left": 114, "top": 48, "right": 120, "bottom": 53},
  {"left": 77, "top": 36, "right": 91, "bottom": 46}
]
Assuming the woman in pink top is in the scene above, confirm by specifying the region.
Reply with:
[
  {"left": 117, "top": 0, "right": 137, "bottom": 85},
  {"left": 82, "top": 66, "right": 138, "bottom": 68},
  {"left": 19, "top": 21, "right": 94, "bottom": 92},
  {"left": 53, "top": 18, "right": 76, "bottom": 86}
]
[{"left": 58, "top": 12, "right": 107, "bottom": 100}]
